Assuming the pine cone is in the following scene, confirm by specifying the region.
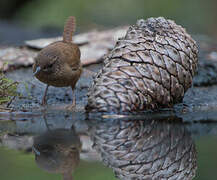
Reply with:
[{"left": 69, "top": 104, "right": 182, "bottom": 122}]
[
  {"left": 88, "top": 118, "right": 197, "bottom": 180},
  {"left": 87, "top": 17, "right": 198, "bottom": 112}
]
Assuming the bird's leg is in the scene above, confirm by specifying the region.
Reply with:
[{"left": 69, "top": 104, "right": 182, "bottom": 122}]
[
  {"left": 41, "top": 85, "right": 49, "bottom": 105},
  {"left": 71, "top": 88, "right": 76, "bottom": 107},
  {"left": 66, "top": 87, "right": 76, "bottom": 110}
]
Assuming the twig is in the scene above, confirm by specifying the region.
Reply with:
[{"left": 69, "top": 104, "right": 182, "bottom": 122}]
[{"left": 6, "top": 96, "right": 16, "bottom": 108}]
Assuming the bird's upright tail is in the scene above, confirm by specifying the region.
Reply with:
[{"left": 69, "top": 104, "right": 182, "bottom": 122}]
[{"left": 63, "top": 16, "right": 76, "bottom": 43}]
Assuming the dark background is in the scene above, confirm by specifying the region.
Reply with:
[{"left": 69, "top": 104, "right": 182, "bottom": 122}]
[{"left": 0, "top": 0, "right": 216, "bottom": 45}]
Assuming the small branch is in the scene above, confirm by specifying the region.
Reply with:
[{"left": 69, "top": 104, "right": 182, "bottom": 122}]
[{"left": 6, "top": 96, "right": 16, "bottom": 108}]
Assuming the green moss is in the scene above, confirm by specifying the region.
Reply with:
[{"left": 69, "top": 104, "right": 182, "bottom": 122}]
[{"left": 0, "top": 65, "right": 19, "bottom": 105}]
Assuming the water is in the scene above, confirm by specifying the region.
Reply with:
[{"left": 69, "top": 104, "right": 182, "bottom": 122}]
[
  {"left": 0, "top": 110, "right": 217, "bottom": 180},
  {"left": 0, "top": 147, "right": 114, "bottom": 180}
]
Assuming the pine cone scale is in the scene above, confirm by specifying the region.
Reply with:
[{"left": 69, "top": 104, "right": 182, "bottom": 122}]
[{"left": 87, "top": 17, "right": 198, "bottom": 112}]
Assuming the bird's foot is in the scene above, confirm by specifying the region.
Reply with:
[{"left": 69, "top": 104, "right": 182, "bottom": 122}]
[{"left": 41, "top": 85, "right": 49, "bottom": 106}]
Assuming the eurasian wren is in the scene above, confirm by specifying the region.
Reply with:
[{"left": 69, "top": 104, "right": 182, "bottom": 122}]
[{"left": 33, "top": 16, "right": 82, "bottom": 108}]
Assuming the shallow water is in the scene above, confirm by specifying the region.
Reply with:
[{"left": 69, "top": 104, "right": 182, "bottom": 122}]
[
  {"left": 0, "top": 110, "right": 217, "bottom": 180},
  {"left": 0, "top": 135, "right": 217, "bottom": 180}
]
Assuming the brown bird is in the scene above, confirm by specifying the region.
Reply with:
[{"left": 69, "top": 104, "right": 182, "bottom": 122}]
[{"left": 33, "top": 16, "right": 82, "bottom": 109}]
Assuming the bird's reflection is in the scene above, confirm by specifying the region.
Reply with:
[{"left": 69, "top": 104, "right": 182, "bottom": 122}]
[
  {"left": 87, "top": 116, "right": 197, "bottom": 180},
  {"left": 32, "top": 127, "right": 81, "bottom": 180}
]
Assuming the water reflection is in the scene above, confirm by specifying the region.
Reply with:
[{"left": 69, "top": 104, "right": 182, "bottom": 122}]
[
  {"left": 87, "top": 117, "right": 197, "bottom": 180},
  {"left": 0, "top": 110, "right": 203, "bottom": 179},
  {"left": 32, "top": 127, "right": 81, "bottom": 180}
]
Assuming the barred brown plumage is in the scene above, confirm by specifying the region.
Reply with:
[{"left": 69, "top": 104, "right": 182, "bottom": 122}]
[
  {"left": 86, "top": 17, "right": 198, "bottom": 112},
  {"left": 33, "top": 16, "right": 82, "bottom": 108}
]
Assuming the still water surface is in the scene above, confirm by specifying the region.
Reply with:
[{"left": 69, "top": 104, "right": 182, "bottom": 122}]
[{"left": 0, "top": 110, "right": 217, "bottom": 180}]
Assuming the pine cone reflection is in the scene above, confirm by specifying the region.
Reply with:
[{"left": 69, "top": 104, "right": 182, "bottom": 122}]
[
  {"left": 32, "top": 128, "right": 81, "bottom": 180},
  {"left": 88, "top": 119, "right": 197, "bottom": 180},
  {"left": 87, "top": 17, "right": 198, "bottom": 112}
]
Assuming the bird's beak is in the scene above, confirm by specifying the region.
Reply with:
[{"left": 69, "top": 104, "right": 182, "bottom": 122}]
[
  {"left": 33, "top": 66, "right": 41, "bottom": 76},
  {"left": 32, "top": 146, "right": 41, "bottom": 156}
]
